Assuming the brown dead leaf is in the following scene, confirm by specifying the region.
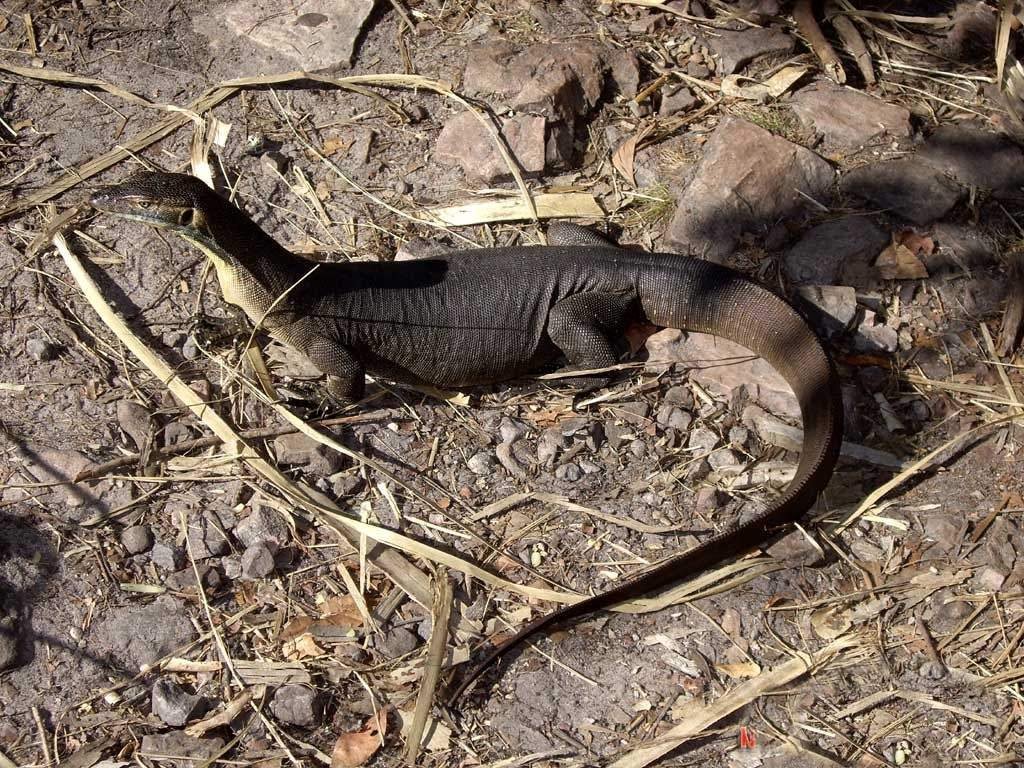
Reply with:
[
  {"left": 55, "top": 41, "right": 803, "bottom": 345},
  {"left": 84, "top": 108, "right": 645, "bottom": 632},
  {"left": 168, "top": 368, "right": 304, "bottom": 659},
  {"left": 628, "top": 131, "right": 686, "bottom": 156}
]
[
  {"left": 319, "top": 594, "right": 365, "bottom": 629},
  {"left": 611, "top": 123, "right": 654, "bottom": 187},
  {"left": 715, "top": 660, "right": 761, "bottom": 678},
  {"left": 331, "top": 708, "right": 388, "bottom": 768},
  {"left": 876, "top": 231, "right": 930, "bottom": 280},
  {"left": 280, "top": 615, "right": 315, "bottom": 642},
  {"left": 323, "top": 135, "right": 353, "bottom": 156},
  {"left": 282, "top": 633, "right": 325, "bottom": 660}
]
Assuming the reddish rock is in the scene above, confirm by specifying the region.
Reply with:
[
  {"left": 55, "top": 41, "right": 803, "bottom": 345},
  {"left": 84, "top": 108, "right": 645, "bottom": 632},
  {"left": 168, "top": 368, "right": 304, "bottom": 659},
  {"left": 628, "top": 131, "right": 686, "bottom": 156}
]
[
  {"left": 706, "top": 25, "right": 794, "bottom": 74},
  {"left": 434, "top": 112, "right": 546, "bottom": 184},
  {"left": 664, "top": 118, "right": 834, "bottom": 261},
  {"left": 841, "top": 158, "right": 961, "bottom": 225},
  {"left": 792, "top": 83, "right": 912, "bottom": 148}
]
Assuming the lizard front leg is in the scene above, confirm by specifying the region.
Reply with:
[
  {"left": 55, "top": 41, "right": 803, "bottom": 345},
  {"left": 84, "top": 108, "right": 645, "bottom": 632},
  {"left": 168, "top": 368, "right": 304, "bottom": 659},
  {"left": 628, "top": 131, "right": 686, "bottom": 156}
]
[{"left": 304, "top": 337, "right": 366, "bottom": 405}]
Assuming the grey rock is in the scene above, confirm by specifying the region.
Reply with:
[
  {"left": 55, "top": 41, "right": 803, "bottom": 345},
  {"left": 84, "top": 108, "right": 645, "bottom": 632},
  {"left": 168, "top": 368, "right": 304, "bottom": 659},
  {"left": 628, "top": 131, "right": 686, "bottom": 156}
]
[
  {"left": 467, "top": 451, "right": 496, "bottom": 476},
  {"left": 796, "top": 285, "right": 858, "bottom": 337},
  {"left": 854, "top": 311, "right": 898, "bottom": 353},
  {"left": 270, "top": 684, "right": 319, "bottom": 727},
  {"left": 660, "top": 85, "right": 698, "bottom": 116},
  {"left": 945, "top": 2, "right": 997, "bottom": 61},
  {"left": 783, "top": 217, "right": 889, "bottom": 286},
  {"left": 221, "top": 555, "right": 242, "bottom": 580},
  {"left": 151, "top": 542, "right": 185, "bottom": 571},
  {"left": 654, "top": 331, "right": 799, "bottom": 419},
  {"left": 791, "top": 84, "right": 912, "bottom": 147},
  {"left": 657, "top": 404, "right": 692, "bottom": 432},
  {"left": 918, "top": 660, "right": 946, "bottom": 679},
  {"left": 200, "top": 0, "right": 375, "bottom": 73},
  {"left": 694, "top": 486, "right": 723, "bottom": 514},
  {"left": 0, "top": 613, "right": 18, "bottom": 671},
  {"left": 559, "top": 416, "right": 591, "bottom": 437},
  {"left": 186, "top": 512, "right": 230, "bottom": 559},
  {"left": 240, "top": 543, "right": 275, "bottom": 579},
  {"left": 578, "top": 459, "right": 603, "bottom": 475},
  {"left": 665, "top": 118, "right": 834, "bottom": 261},
  {"left": 434, "top": 112, "right": 546, "bottom": 184},
  {"left": 925, "top": 223, "right": 996, "bottom": 275},
  {"left": 613, "top": 401, "right": 650, "bottom": 426},
  {"left": 924, "top": 513, "right": 963, "bottom": 553},
  {"left": 163, "top": 421, "right": 192, "bottom": 447},
  {"left": 26, "top": 337, "right": 59, "bottom": 362},
  {"left": 151, "top": 677, "right": 206, "bottom": 727},
  {"left": 708, "top": 448, "right": 742, "bottom": 470},
  {"left": 706, "top": 26, "right": 795, "bottom": 74},
  {"left": 377, "top": 626, "right": 419, "bottom": 658},
  {"left": 555, "top": 463, "right": 581, "bottom": 482},
  {"left": 121, "top": 524, "right": 154, "bottom": 555},
  {"left": 235, "top": 505, "right": 290, "bottom": 550},
  {"left": 603, "top": 422, "right": 634, "bottom": 451},
  {"left": 841, "top": 158, "right": 961, "bottom": 225},
  {"left": 728, "top": 426, "right": 750, "bottom": 448},
  {"left": 272, "top": 432, "right": 342, "bottom": 475},
  {"left": 664, "top": 385, "right": 693, "bottom": 408},
  {"left": 394, "top": 237, "right": 452, "bottom": 262},
  {"left": 499, "top": 417, "right": 529, "bottom": 444},
  {"left": 918, "top": 124, "right": 1024, "bottom": 198},
  {"left": 18, "top": 447, "right": 98, "bottom": 508},
  {"left": 537, "top": 428, "right": 566, "bottom": 465},
  {"left": 116, "top": 400, "right": 152, "bottom": 450},
  {"left": 495, "top": 443, "right": 527, "bottom": 479},
  {"left": 140, "top": 732, "right": 225, "bottom": 768},
  {"left": 628, "top": 439, "right": 647, "bottom": 459},
  {"left": 92, "top": 597, "right": 196, "bottom": 671},
  {"left": 164, "top": 564, "right": 221, "bottom": 592}
]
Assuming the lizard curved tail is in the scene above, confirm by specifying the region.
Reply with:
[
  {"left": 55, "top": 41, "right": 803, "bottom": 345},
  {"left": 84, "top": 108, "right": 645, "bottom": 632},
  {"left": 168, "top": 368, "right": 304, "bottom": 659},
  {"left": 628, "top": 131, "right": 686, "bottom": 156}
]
[{"left": 449, "top": 249, "right": 843, "bottom": 703}]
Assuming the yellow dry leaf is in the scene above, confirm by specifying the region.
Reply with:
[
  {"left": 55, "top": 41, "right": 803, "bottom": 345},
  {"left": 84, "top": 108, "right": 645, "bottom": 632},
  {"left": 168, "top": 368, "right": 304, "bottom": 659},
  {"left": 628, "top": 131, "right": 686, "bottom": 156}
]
[
  {"left": 331, "top": 708, "right": 388, "bottom": 768},
  {"left": 715, "top": 660, "right": 762, "bottom": 679},
  {"left": 282, "top": 633, "right": 325, "bottom": 660},
  {"left": 811, "top": 605, "right": 853, "bottom": 640},
  {"left": 721, "top": 65, "right": 810, "bottom": 101},
  {"left": 611, "top": 123, "right": 654, "bottom": 187}
]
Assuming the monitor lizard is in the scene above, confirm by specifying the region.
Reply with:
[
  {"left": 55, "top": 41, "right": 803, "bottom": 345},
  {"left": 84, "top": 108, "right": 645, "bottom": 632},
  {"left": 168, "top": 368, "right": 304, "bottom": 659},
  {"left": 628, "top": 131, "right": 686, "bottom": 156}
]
[{"left": 90, "top": 171, "right": 843, "bottom": 700}]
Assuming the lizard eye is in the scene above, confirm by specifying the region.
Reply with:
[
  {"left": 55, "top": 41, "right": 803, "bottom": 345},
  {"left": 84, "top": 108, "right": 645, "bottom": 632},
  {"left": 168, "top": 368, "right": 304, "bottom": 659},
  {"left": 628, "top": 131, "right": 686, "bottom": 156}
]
[
  {"left": 136, "top": 200, "right": 152, "bottom": 209},
  {"left": 178, "top": 208, "right": 195, "bottom": 226}
]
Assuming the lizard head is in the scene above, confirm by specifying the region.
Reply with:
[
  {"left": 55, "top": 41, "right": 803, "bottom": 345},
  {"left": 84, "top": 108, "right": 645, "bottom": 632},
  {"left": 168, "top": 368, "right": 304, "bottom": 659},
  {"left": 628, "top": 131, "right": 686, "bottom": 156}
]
[{"left": 90, "top": 171, "right": 212, "bottom": 234}]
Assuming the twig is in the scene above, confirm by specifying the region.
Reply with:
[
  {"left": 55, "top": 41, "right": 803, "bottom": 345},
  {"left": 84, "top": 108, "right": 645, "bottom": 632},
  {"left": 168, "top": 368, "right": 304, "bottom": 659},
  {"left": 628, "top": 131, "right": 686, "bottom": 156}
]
[
  {"left": 404, "top": 569, "right": 453, "bottom": 764},
  {"left": 794, "top": 0, "right": 845, "bottom": 84},
  {"left": 825, "top": 0, "right": 875, "bottom": 85}
]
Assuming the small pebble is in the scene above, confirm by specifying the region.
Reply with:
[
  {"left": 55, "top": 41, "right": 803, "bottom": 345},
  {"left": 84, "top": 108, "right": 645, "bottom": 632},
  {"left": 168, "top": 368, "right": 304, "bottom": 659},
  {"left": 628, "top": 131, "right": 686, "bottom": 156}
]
[
  {"left": 121, "top": 524, "right": 154, "bottom": 554},
  {"left": 555, "top": 463, "right": 581, "bottom": 482},
  {"left": 467, "top": 451, "right": 496, "bottom": 476},
  {"left": 26, "top": 338, "right": 59, "bottom": 362}
]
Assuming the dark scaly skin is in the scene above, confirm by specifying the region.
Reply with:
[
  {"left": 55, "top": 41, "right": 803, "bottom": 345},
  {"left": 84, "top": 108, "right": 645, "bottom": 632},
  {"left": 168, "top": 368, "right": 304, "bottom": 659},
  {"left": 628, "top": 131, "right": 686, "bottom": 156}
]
[{"left": 90, "top": 171, "right": 843, "bottom": 701}]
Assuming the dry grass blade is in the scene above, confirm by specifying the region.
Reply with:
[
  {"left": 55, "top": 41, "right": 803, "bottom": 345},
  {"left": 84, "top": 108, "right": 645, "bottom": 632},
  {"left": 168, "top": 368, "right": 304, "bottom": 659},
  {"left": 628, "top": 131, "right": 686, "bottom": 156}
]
[
  {"left": 0, "top": 61, "right": 168, "bottom": 110},
  {"left": 423, "top": 193, "right": 603, "bottom": 226},
  {"left": 609, "top": 634, "right": 865, "bottom": 768},
  {"left": 998, "top": 0, "right": 1015, "bottom": 89},
  {"left": 403, "top": 570, "right": 452, "bottom": 764},
  {"left": 836, "top": 410, "right": 1024, "bottom": 534},
  {"left": 0, "top": 86, "right": 237, "bottom": 219}
]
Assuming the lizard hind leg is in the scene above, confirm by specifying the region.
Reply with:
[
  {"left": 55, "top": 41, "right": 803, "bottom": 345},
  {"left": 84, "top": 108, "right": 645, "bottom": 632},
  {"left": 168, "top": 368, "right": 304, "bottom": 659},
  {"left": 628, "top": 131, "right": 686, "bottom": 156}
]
[{"left": 545, "top": 292, "right": 639, "bottom": 394}]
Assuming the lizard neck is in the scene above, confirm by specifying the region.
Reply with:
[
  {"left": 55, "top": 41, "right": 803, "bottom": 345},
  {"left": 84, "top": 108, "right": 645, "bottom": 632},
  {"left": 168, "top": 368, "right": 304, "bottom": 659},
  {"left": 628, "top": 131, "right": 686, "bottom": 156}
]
[{"left": 180, "top": 193, "right": 318, "bottom": 320}]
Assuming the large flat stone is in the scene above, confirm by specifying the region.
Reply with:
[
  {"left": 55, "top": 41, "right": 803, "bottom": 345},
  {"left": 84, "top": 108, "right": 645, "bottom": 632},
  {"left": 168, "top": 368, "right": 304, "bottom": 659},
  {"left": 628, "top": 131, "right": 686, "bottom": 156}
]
[
  {"left": 664, "top": 118, "right": 834, "bottom": 261},
  {"left": 841, "top": 158, "right": 962, "bottom": 225},
  {"left": 201, "top": 0, "right": 375, "bottom": 73},
  {"left": 791, "top": 83, "right": 912, "bottom": 148},
  {"left": 706, "top": 26, "right": 795, "bottom": 75},
  {"left": 918, "top": 124, "right": 1024, "bottom": 199},
  {"left": 783, "top": 217, "right": 889, "bottom": 286},
  {"left": 434, "top": 112, "right": 546, "bottom": 184},
  {"left": 645, "top": 329, "right": 798, "bottom": 419}
]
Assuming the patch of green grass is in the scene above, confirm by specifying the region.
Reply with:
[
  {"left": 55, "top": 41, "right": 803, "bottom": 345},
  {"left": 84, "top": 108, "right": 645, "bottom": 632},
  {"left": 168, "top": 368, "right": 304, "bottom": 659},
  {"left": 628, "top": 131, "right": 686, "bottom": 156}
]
[
  {"left": 731, "top": 104, "right": 809, "bottom": 145},
  {"left": 626, "top": 183, "right": 674, "bottom": 228}
]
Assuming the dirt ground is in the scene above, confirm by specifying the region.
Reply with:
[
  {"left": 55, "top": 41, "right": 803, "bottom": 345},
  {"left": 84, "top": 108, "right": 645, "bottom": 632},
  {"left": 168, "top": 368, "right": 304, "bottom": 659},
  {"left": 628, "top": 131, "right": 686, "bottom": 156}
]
[{"left": 3, "top": 0, "right": 1024, "bottom": 766}]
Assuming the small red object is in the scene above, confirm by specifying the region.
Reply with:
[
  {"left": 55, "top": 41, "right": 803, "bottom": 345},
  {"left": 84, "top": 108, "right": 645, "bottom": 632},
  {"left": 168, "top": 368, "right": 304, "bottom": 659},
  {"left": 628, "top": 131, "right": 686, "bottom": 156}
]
[{"left": 739, "top": 726, "right": 757, "bottom": 749}]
